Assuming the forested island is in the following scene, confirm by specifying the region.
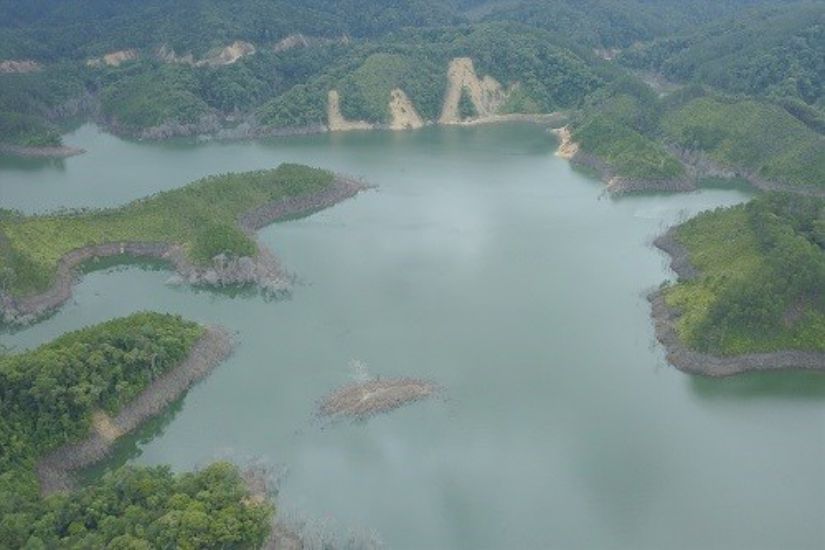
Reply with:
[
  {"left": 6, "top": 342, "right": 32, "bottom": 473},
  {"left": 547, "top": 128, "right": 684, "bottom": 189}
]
[{"left": 0, "top": 163, "right": 366, "bottom": 324}]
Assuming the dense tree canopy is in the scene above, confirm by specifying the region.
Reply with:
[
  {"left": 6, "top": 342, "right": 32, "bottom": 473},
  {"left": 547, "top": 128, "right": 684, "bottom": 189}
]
[
  {"left": 666, "top": 194, "right": 825, "bottom": 355},
  {"left": 0, "top": 313, "right": 272, "bottom": 548}
]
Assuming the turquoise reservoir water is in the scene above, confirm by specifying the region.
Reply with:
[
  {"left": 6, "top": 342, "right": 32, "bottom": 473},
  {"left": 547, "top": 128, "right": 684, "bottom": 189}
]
[{"left": 2, "top": 124, "right": 823, "bottom": 549}]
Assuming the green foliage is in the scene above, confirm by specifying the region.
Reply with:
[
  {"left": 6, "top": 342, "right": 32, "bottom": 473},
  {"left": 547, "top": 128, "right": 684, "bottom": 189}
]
[
  {"left": 665, "top": 194, "right": 825, "bottom": 355},
  {"left": 573, "top": 114, "right": 685, "bottom": 181},
  {"left": 0, "top": 313, "right": 203, "bottom": 472},
  {"left": 339, "top": 53, "right": 429, "bottom": 123},
  {"left": 0, "top": 314, "right": 272, "bottom": 547},
  {"left": 661, "top": 96, "right": 825, "bottom": 189},
  {"left": 0, "top": 164, "right": 335, "bottom": 297},
  {"left": 571, "top": 76, "right": 685, "bottom": 181},
  {"left": 0, "top": 111, "right": 60, "bottom": 146},
  {"left": 0, "top": 0, "right": 462, "bottom": 60},
  {"left": 257, "top": 84, "right": 327, "bottom": 128},
  {"left": 264, "top": 23, "right": 602, "bottom": 127},
  {"left": 101, "top": 63, "right": 209, "bottom": 129},
  {"left": 0, "top": 64, "right": 90, "bottom": 147},
  {"left": 458, "top": 88, "right": 477, "bottom": 119},
  {"left": 192, "top": 222, "right": 257, "bottom": 264},
  {"left": 620, "top": 2, "right": 825, "bottom": 117},
  {"left": 25, "top": 463, "right": 271, "bottom": 549},
  {"left": 482, "top": 0, "right": 780, "bottom": 49}
]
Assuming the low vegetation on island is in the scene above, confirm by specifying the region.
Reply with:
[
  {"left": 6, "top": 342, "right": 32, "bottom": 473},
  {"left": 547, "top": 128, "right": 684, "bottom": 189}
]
[
  {"left": 0, "top": 312, "right": 272, "bottom": 548},
  {"left": 657, "top": 193, "right": 825, "bottom": 360},
  {"left": 0, "top": 163, "right": 362, "bottom": 323}
]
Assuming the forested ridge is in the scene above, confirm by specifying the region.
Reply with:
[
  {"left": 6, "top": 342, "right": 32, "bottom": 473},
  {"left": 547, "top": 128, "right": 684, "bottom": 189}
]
[
  {"left": 568, "top": 78, "right": 825, "bottom": 189},
  {"left": 2, "top": 0, "right": 821, "bottom": 188}
]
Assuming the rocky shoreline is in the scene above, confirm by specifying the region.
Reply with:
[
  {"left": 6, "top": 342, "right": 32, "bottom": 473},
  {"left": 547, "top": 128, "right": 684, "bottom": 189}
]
[
  {"left": 553, "top": 126, "right": 825, "bottom": 197},
  {"left": 1, "top": 176, "right": 367, "bottom": 325},
  {"left": 650, "top": 229, "right": 825, "bottom": 376},
  {"left": 36, "top": 326, "right": 233, "bottom": 495}
]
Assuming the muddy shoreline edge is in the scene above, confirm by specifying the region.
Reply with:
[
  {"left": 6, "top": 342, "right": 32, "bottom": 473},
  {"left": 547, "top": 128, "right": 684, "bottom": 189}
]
[
  {"left": 1, "top": 176, "right": 368, "bottom": 325},
  {"left": 650, "top": 228, "right": 825, "bottom": 377},
  {"left": 36, "top": 325, "right": 233, "bottom": 495}
]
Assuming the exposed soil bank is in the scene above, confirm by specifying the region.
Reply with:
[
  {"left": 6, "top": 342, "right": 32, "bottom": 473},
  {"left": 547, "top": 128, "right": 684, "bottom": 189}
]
[
  {"left": 0, "top": 143, "right": 85, "bottom": 158},
  {"left": 650, "top": 229, "right": 825, "bottom": 376},
  {"left": 1, "top": 177, "right": 367, "bottom": 325},
  {"left": 36, "top": 326, "right": 233, "bottom": 495},
  {"left": 319, "top": 378, "right": 438, "bottom": 421}
]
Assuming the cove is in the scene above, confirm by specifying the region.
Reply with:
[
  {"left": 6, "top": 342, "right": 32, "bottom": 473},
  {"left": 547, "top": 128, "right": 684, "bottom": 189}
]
[{"left": 2, "top": 124, "right": 824, "bottom": 550}]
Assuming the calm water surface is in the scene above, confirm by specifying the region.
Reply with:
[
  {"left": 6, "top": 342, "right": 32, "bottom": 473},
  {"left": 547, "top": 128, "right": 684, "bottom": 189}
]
[{"left": 2, "top": 124, "right": 824, "bottom": 549}]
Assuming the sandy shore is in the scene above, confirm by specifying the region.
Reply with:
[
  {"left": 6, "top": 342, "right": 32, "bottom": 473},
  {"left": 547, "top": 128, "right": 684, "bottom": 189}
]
[
  {"left": 1, "top": 176, "right": 368, "bottom": 325},
  {"left": 650, "top": 229, "right": 825, "bottom": 376},
  {"left": 36, "top": 326, "right": 233, "bottom": 495}
]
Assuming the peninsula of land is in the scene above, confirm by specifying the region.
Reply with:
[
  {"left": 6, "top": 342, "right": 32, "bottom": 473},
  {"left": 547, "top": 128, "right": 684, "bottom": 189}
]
[{"left": 0, "top": 164, "right": 368, "bottom": 324}]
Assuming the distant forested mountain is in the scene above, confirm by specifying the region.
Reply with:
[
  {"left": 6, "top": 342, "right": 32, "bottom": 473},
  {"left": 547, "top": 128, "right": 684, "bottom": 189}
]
[
  {"left": 620, "top": 2, "right": 825, "bottom": 120},
  {"left": 0, "top": 0, "right": 463, "bottom": 59},
  {"left": 0, "top": 0, "right": 822, "bottom": 194}
]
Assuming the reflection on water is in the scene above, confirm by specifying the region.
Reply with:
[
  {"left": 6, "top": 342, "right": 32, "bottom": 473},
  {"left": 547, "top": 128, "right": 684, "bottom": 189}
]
[
  {"left": 79, "top": 397, "right": 185, "bottom": 483},
  {"left": 690, "top": 371, "right": 825, "bottom": 400}
]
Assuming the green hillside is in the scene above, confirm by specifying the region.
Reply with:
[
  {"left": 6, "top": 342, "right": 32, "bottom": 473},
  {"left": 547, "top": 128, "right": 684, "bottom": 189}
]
[{"left": 663, "top": 194, "right": 825, "bottom": 355}]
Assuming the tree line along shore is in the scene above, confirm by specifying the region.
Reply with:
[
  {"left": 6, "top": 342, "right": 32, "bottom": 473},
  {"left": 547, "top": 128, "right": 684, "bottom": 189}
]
[{"left": 650, "top": 193, "right": 825, "bottom": 376}]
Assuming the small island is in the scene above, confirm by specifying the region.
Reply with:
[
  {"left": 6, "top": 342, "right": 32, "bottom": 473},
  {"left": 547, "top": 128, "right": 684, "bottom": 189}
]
[
  {"left": 0, "top": 312, "right": 273, "bottom": 548},
  {"left": 651, "top": 193, "right": 825, "bottom": 376},
  {"left": 0, "top": 163, "right": 367, "bottom": 324},
  {"left": 319, "top": 377, "right": 439, "bottom": 421}
]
